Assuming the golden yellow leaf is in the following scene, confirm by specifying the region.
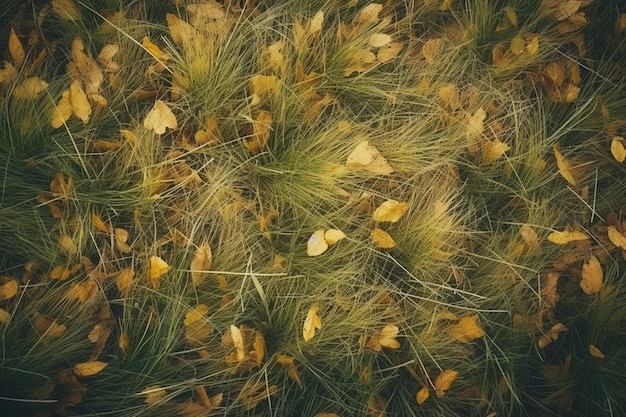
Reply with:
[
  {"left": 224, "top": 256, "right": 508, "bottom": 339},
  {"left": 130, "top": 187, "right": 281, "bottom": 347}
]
[
  {"left": 191, "top": 242, "right": 212, "bottom": 286},
  {"left": 548, "top": 228, "right": 588, "bottom": 244},
  {"left": 373, "top": 200, "right": 409, "bottom": 223},
  {"left": 303, "top": 304, "right": 322, "bottom": 342},
  {"left": 243, "top": 110, "right": 272, "bottom": 154},
  {"left": 92, "top": 213, "right": 111, "bottom": 233},
  {"left": 416, "top": 386, "right": 430, "bottom": 405},
  {"left": 438, "top": 83, "right": 461, "bottom": 111},
  {"left": 581, "top": 255, "right": 603, "bottom": 295},
  {"left": 422, "top": 38, "right": 444, "bottom": 64},
  {"left": 51, "top": 91, "right": 73, "bottom": 128},
  {"left": 610, "top": 136, "right": 626, "bottom": 162},
  {"left": 344, "top": 49, "right": 377, "bottom": 76},
  {"left": 505, "top": 6, "right": 518, "bottom": 27},
  {"left": 149, "top": 256, "right": 171, "bottom": 288},
  {"left": 377, "top": 41, "right": 402, "bottom": 63},
  {"left": 446, "top": 315, "right": 485, "bottom": 343},
  {"left": 118, "top": 332, "right": 130, "bottom": 354},
  {"left": 482, "top": 138, "right": 510, "bottom": 163},
  {"left": 0, "top": 279, "right": 18, "bottom": 301},
  {"left": 69, "top": 80, "right": 91, "bottom": 124},
  {"left": 12, "top": 77, "right": 49, "bottom": 100},
  {"left": 49, "top": 265, "right": 71, "bottom": 280},
  {"left": 252, "top": 332, "right": 265, "bottom": 367},
  {"left": 8, "top": 28, "right": 26, "bottom": 68},
  {"left": 249, "top": 74, "right": 279, "bottom": 105},
  {"left": 229, "top": 324, "right": 246, "bottom": 361},
  {"left": 66, "top": 279, "right": 98, "bottom": 303},
  {"left": 365, "top": 324, "right": 401, "bottom": 351},
  {"left": 346, "top": 141, "right": 394, "bottom": 174},
  {"left": 74, "top": 361, "right": 107, "bottom": 377},
  {"left": 166, "top": 13, "right": 196, "bottom": 45},
  {"left": 184, "top": 304, "right": 209, "bottom": 326},
  {"left": 277, "top": 354, "right": 303, "bottom": 388},
  {"left": 324, "top": 229, "right": 346, "bottom": 245},
  {"left": 50, "top": 172, "right": 73, "bottom": 197},
  {"left": 607, "top": 226, "right": 626, "bottom": 250},
  {"left": 434, "top": 369, "right": 458, "bottom": 398},
  {"left": 52, "top": 0, "right": 81, "bottom": 20},
  {"left": 588, "top": 344, "right": 605, "bottom": 359},
  {"left": 510, "top": 35, "right": 525, "bottom": 55},
  {"left": 94, "top": 140, "right": 121, "bottom": 152},
  {"left": 371, "top": 228, "right": 396, "bottom": 249},
  {"left": 307, "top": 229, "right": 329, "bottom": 257},
  {"left": 0, "top": 308, "right": 11, "bottom": 325},
  {"left": 465, "top": 107, "right": 486, "bottom": 152},
  {"left": 142, "top": 37, "right": 168, "bottom": 60},
  {"left": 141, "top": 385, "right": 167, "bottom": 404},
  {"left": 538, "top": 322, "right": 567, "bottom": 348},
  {"left": 354, "top": 3, "right": 382, "bottom": 26},
  {"left": 114, "top": 228, "right": 131, "bottom": 253},
  {"left": 144, "top": 100, "right": 177, "bottom": 135},
  {"left": 526, "top": 35, "right": 539, "bottom": 55},
  {"left": 97, "top": 44, "right": 120, "bottom": 71}
]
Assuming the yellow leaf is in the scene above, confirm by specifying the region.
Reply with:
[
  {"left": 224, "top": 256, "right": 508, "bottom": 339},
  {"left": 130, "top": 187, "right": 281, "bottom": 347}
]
[
  {"left": 191, "top": 242, "right": 212, "bottom": 286},
  {"left": 372, "top": 200, "right": 409, "bottom": 223},
  {"left": 184, "top": 304, "right": 209, "bottom": 326},
  {"left": 33, "top": 312, "right": 66, "bottom": 337},
  {"left": 354, "top": 3, "right": 383, "bottom": 26},
  {"left": 303, "top": 304, "right": 322, "bottom": 342},
  {"left": 610, "top": 136, "right": 626, "bottom": 162},
  {"left": 482, "top": 138, "right": 510, "bottom": 163},
  {"left": 422, "top": 38, "right": 444, "bottom": 64},
  {"left": 249, "top": 74, "right": 279, "bottom": 105},
  {"left": 114, "top": 228, "right": 132, "bottom": 253},
  {"left": 365, "top": 324, "right": 401, "bottom": 351},
  {"left": 49, "top": 265, "right": 71, "bottom": 280},
  {"left": 344, "top": 49, "right": 377, "bottom": 76},
  {"left": 548, "top": 228, "right": 588, "bottom": 244},
  {"left": 538, "top": 322, "right": 567, "bottom": 348},
  {"left": 588, "top": 344, "right": 605, "bottom": 359},
  {"left": 12, "top": 77, "right": 49, "bottom": 100},
  {"left": 243, "top": 110, "right": 272, "bottom": 154},
  {"left": 166, "top": 13, "right": 196, "bottom": 46},
  {"left": 416, "top": 386, "right": 430, "bottom": 405},
  {"left": 555, "top": 0, "right": 582, "bottom": 21},
  {"left": 346, "top": 141, "right": 394, "bottom": 174},
  {"left": 149, "top": 256, "right": 171, "bottom": 289},
  {"left": 520, "top": 224, "right": 540, "bottom": 252},
  {"left": 504, "top": 6, "right": 518, "bottom": 27},
  {"left": 276, "top": 354, "right": 303, "bottom": 388},
  {"left": 52, "top": 0, "right": 81, "bottom": 20},
  {"left": 446, "top": 315, "right": 485, "bottom": 343},
  {"left": 307, "top": 229, "right": 329, "bottom": 256},
  {"left": 8, "top": 28, "right": 25, "bottom": 68},
  {"left": 526, "top": 35, "right": 539, "bottom": 55},
  {"left": 50, "top": 172, "right": 73, "bottom": 197},
  {"left": 438, "top": 83, "right": 461, "bottom": 111},
  {"left": 69, "top": 80, "right": 91, "bottom": 124},
  {"left": 0, "top": 279, "right": 18, "bottom": 301},
  {"left": 0, "top": 308, "right": 11, "bottom": 325},
  {"left": 371, "top": 228, "right": 396, "bottom": 249},
  {"left": 324, "top": 229, "right": 346, "bottom": 245},
  {"left": 229, "top": 324, "right": 246, "bottom": 361},
  {"left": 581, "top": 255, "right": 603, "bottom": 295},
  {"left": 97, "top": 44, "right": 120, "bottom": 71},
  {"left": 377, "top": 41, "right": 403, "bottom": 63},
  {"left": 369, "top": 33, "right": 392, "bottom": 48},
  {"left": 465, "top": 107, "right": 486, "bottom": 152},
  {"left": 118, "top": 332, "right": 130, "bottom": 354},
  {"left": 51, "top": 91, "right": 73, "bottom": 128},
  {"left": 142, "top": 37, "right": 169, "bottom": 60},
  {"left": 144, "top": 100, "right": 177, "bottom": 135},
  {"left": 434, "top": 369, "right": 458, "bottom": 398},
  {"left": 141, "top": 385, "right": 167, "bottom": 404},
  {"left": 94, "top": 140, "right": 121, "bottom": 152},
  {"left": 66, "top": 279, "right": 97, "bottom": 303},
  {"left": 308, "top": 10, "right": 324, "bottom": 36},
  {"left": 74, "top": 361, "right": 108, "bottom": 377},
  {"left": 510, "top": 36, "right": 525, "bottom": 55},
  {"left": 252, "top": 332, "right": 265, "bottom": 367},
  {"left": 92, "top": 213, "right": 111, "bottom": 233},
  {"left": 607, "top": 226, "right": 626, "bottom": 250}
]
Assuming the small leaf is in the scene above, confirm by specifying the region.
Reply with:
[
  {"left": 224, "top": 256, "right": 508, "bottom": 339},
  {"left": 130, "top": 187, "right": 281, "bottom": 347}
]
[
  {"left": 184, "top": 304, "right": 209, "bottom": 326},
  {"left": 372, "top": 200, "right": 408, "bottom": 223},
  {"left": 142, "top": 37, "right": 168, "bottom": 60},
  {"left": 190, "top": 242, "right": 212, "bottom": 286},
  {"left": 538, "top": 323, "right": 567, "bottom": 348},
  {"left": 52, "top": 0, "right": 81, "bottom": 20},
  {"left": 303, "top": 304, "right": 322, "bottom": 342},
  {"left": 229, "top": 324, "right": 245, "bottom": 361},
  {"left": 346, "top": 141, "right": 394, "bottom": 174},
  {"left": 324, "top": 229, "right": 346, "bottom": 245},
  {"left": 114, "top": 228, "right": 131, "bottom": 253},
  {"left": 369, "top": 33, "right": 392, "bottom": 47},
  {"left": 553, "top": 143, "right": 576, "bottom": 185},
  {"left": 505, "top": 6, "right": 518, "bottom": 27},
  {"left": 307, "top": 229, "right": 329, "bottom": 256},
  {"left": 581, "top": 255, "right": 603, "bottom": 295},
  {"left": 548, "top": 228, "right": 588, "bottom": 244},
  {"left": 12, "top": 77, "right": 48, "bottom": 100},
  {"left": 446, "top": 315, "right": 485, "bottom": 343},
  {"left": 588, "top": 344, "right": 605, "bottom": 359},
  {"left": 144, "top": 100, "right": 177, "bottom": 135},
  {"left": 416, "top": 386, "right": 430, "bottom": 405},
  {"left": 434, "top": 369, "right": 458, "bottom": 398},
  {"left": 50, "top": 172, "right": 73, "bottom": 197},
  {"left": 365, "top": 324, "right": 401, "bottom": 351},
  {"left": 276, "top": 354, "right": 303, "bottom": 388},
  {"left": 149, "top": 256, "right": 171, "bottom": 289},
  {"left": 116, "top": 267, "right": 134, "bottom": 295},
  {"left": 465, "top": 107, "right": 486, "bottom": 152},
  {"left": 610, "top": 136, "right": 626, "bottom": 162},
  {"left": 141, "top": 385, "right": 167, "bottom": 404},
  {"left": 8, "top": 28, "right": 25, "bottom": 68},
  {"left": 74, "top": 361, "right": 108, "bottom": 377},
  {"left": 92, "top": 213, "right": 111, "bottom": 233},
  {"left": 371, "top": 228, "right": 396, "bottom": 249},
  {"left": 0, "top": 279, "right": 18, "bottom": 301},
  {"left": 69, "top": 80, "right": 91, "bottom": 123},
  {"left": 33, "top": 312, "right": 66, "bottom": 337},
  {"left": 482, "top": 138, "right": 510, "bottom": 163},
  {"left": 377, "top": 41, "right": 403, "bottom": 63},
  {"left": 0, "top": 308, "right": 11, "bottom": 325},
  {"left": 607, "top": 226, "right": 626, "bottom": 250}
]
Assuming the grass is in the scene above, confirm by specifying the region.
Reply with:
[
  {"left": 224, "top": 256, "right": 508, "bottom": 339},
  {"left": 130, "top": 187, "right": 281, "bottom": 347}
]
[{"left": 0, "top": 0, "right": 625, "bottom": 416}]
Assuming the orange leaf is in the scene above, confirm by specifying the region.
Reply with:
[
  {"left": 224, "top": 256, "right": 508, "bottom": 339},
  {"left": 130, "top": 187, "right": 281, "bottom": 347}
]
[
  {"left": 434, "top": 369, "right": 458, "bottom": 398},
  {"left": 116, "top": 267, "right": 134, "bottom": 295},
  {"left": 365, "top": 324, "right": 401, "bottom": 351},
  {"left": 303, "top": 304, "right": 322, "bottom": 342},
  {"left": 92, "top": 213, "right": 111, "bottom": 233},
  {"left": 8, "top": 28, "right": 25, "bottom": 68},
  {"left": 141, "top": 385, "right": 167, "bottom": 404},
  {"left": 416, "top": 386, "right": 430, "bottom": 405},
  {"left": 33, "top": 312, "right": 66, "bottom": 337},
  {"left": 0, "top": 279, "right": 18, "bottom": 300},
  {"left": 588, "top": 344, "right": 605, "bottom": 359},
  {"left": 548, "top": 228, "right": 588, "bottom": 244},
  {"left": 538, "top": 322, "right": 567, "bottom": 348}
]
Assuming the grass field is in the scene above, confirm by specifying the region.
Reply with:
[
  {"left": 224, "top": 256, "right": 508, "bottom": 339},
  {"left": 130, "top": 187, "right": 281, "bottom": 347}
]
[{"left": 0, "top": 1, "right": 625, "bottom": 416}]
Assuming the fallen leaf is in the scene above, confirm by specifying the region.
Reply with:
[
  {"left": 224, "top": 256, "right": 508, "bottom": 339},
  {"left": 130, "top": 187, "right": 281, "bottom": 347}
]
[
  {"left": 346, "top": 141, "right": 394, "bottom": 174},
  {"left": 190, "top": 242, "right": 212, "bottom": 286},
  {"left": 482, "top": 138, "right": 510, "bottom": 163},
  {"left": 416, "top": 386, "right": 429, "bottom": 405},
  {"left": 114, "top": 228, "right": 131, "bottom": 253},
  {"left": 607, "top": 226, "right": 626, "bottom": 250},
  {"left": 69, "top": 80, "right": 91, "bottom": 124},
  {"left": 434, "top": 369, "right": 458, "bottom": 398},
  {"left": 372, "top": 200, "right": 409, "bottom": 223},
  {"left": 303, "top": 304, "right": 322, "bottom": 342},
  {"left": 276, "top": 354, "right": 303, "bottom": 388},
  {"left": 369, "top": 33, "right": 392, "bottom": 47},
  {"left": 377, "top": 41, "right": 403, "bottom": 62},
  {"left": 324, "top": 229, "right": 346, "bottom": 245},
  {"left": 553, "top": 143, "right": 576, "bottom": 185},
  {"left": 12, "top": 77, "right": 48, "bottom": 100},
  {"left": 308, "top": 10, "right": 324, "bottom": 36},
  {"left": 588, "top": 344, "right": 605, "bottom": 359},
  {"left": 249, "top": 74, "right": 279, "bottom": 105},
  {"left": 52, "top": 0, "right": 81, "bottom": 20},
  {"left": 438, "top": 83, "right": 461, "bottom": 111},
  {"left": 243, "top": 110, "right": 272, "bottom": 154},
  {"left": 446, "top": 315, "right": 485, "bottom": 343},
  {"left": 144, "top": 100, "right": 177, "bottom": 134},
  {"left": 149, "top": 256, "right": 171, "bottom": 289},
  {"left": 505, "top": 6, "right": 518, "bottom": 27},
  {"left": 0, "top": 308, "right": 11, "bottom": 325},
  {"left": 50, "top": 172, "right": 73, "bottom": 197},
  {"left": 371, "top": 228, "right": 396, "bottom": 249},
  {"left": 307, "top": 229, "right": 329, "bottom": 256},
  {"left": 344, "top": 49, "right": 377, "bottom": 76},
  {"left": 581, "top": 255, "right": 603, "bottom": 294},
  {"left": 166, "top": 13, "right": 196, "bottom": 46},
  {"left": 548, "top": 228, "right": 588, "bottom": 244},
  {"left": 422, "top": 38, "right": 444, "bottom": 64},
  {"left": 141, "top": 385, "right": 167, "bottom": 404},
  {"left": 365, "top": 324, "right": 401, "bottom": 351},
  {"left": 8, "top": 28, "right": 25, "bottom": 68},
  {"left": 33, "top": 312, "right": 66, "bottom": 337},
  {"left": 97, "top": 44, "right": 120, "bottom": 71},
  {"left": 611, "top": 136, "right": 626, "bottom": 162},
  {"left": 538, "top": 322, "right": 567, "bottom": 348},
  {"left": 465, "top": 107, "right": 486, "bottom": 152},
  {"left": 229, "top": 324, "right": 245, "bottom": 361},
  {"left": 354, "top": 3, "right": 382, "bottom": 26},
  {"left": 0, "top": 279, "right": 18, "bottom": 300},
  {"left": 142, "top": 37, "right": 168, "bottom": 60},
  {"left": 66, "top": 279, "right": 98, "bottom": 303},
  {"left": 116, "top": 268, "right": 133, "bottom": 296},
  {"left": 118, "top": 332, "right": 130, "bottom": 354},
  {"left": 184, "top": 304, "right": 209, "bottom": 326},
  {"left": 74, "top": 361, "right": 108, "bottom": 377},
  {"left": 92, "top": 213, "right": 111, "bottom": 233}
]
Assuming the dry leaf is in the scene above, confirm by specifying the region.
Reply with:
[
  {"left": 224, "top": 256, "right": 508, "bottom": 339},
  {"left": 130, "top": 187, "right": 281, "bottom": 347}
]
[
  {"left": 276, "top": 354, "right": 303, "bottom": 388},
  {"left": 12, "top": 77, "right": 49, "bottom": 100},
  {"left": 372, "top": 200, "right": 408, "bottom": 223},
  {"left": 482, "top": 138, "right": 510, "bottom": 163},
  {"left": 142, "top": 37, "right": 168, "bottom": 60},
  {"left": 416, "top": 386, "right": 429, "bottom": 405},
  {"left": 438, "top": 83, "right": 461, "bottom": 111},
  {"left": 69, "top": 81, "right": 91, "bottom": 124},
  {"left": 190, "top": 242, "right": 212, "bottom": 286},
  {"left": 346, "top": 141, "right": 394, "bottom": 174},
  {"left": 141, "top": 385, "right": 167, "bottom": 404},
  {"left": 369, "top": 33, "right": 392, "bottom": 48},
  {"left": 229, "top": 324, "right": 245, "bottom": 361},
  {"left": 184, "top": 304, "right": 209, "bottom": 326},
  {"left": 8, "top": 28, "right": 25, "bottom": 68},
  {"left": 114, "top": 228, "right": 131, "bottom": 253},
  {"left": 307, "top": 229, "right": 329, "bottom": 256},
  {"left": 144, "top": 100, "right": 177, "bottom": 134},
  {"left": 446, "top": 315, "right": 485, "bottom": 343},
  {"left": 74, "top": 361, "right": 108, "bottom": 377},
  {"left": 0, "top": 308, "right": 11, "bottom": 325},
  {"left": 149, "top": 256, "right": 171, "bottom": 289},
  {"left": 434, "top": 369, "right": 458, "bottom": 398},
  {"left": 371, "top": 228, "right": 396, "bottom": 249},
  {"left": 548, "top": 228, "right": 588, "bottom": 244},
  {"left": 92, "top": 213, "right": 111, "bottom": 233},
  {"left": 505, "top": 6, "right": 518, "bottom": 26},
  {"left": 588, "top": 344, "right": 605, "bottom": 359},
  {"left": 422, "top": 38, "right": 444, "bottom": 64},
  {"left": 354, "top": 3, "right": 382, "bottom": 26},
  {"left": 166, "top": 13, "right": 196, "bottom": 46},
  {"left": 344, "top": 49, "right": 377, "bottom": 76},
  {"left": 33, "top": 312, "right": 66, "bottom": 337},
  {"left": 607, "top": 226, "right": 626, "bottom": 250},
  {"left": 308, "top": 10, "right": 324, "bottom": 36},
  {"left": 243, "top": 110, "right": 272, "bottom": 154},
  {"left": 0, "top": 279, "right": 18, "bottom": 301},
  {"left": 465, "top": 107, "right": 486, "bottom": 152},
  {"left": 52, "top": 0, "right": 81, "bottom": 20},
  {"left": 324, "top": 229, "right": 346, "bottom": 245},
  {"left": 538, "top": 322, "right": 567, "bottom": 348},
  {"left": 66, "top": 279, "right": 98, "bottom": 303},
  {"left": 249, "top": 74, "right": 279, "bottom": 105},
  {"left": 365, "top": 324, "right": 401, "bottom": 351},
  {"left": 553, "top": 143, "right": 576, "bottom": 185},
  {"left": 520, "top": 224, "right": 540, "bottom": 252},
  {"left": 118, "top": 332, "right": 130, "bottom": 354},
  {"left": 51, "top": 91, "right": 73, "bottom": 128},
  {"left": 377, "top": 41, "right": 403, "bottom": 62},
  {"left": 50, "top": 172, "right": 73, "bottom": 197},
  {"left": 303, "top": 304, "right": 322, "bottom": 342},
  {"left": 97, "top": 44, "right": 120, "bottom": 71},
  {"left": 610, "top": 136, "right": 626, "bottom": 162},
  {"left": 581, "top": 255, "right": 603, "bottom": 294}
]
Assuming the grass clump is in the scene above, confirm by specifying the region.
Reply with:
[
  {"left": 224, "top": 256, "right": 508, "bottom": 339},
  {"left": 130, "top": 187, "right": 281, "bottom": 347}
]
[{"left": 1, "top": 1, "right": 626, "bottom": 416}]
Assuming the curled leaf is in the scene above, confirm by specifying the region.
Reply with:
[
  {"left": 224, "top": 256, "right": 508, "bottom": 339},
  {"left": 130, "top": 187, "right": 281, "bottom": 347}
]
[
  {"left": 307, "top": 229, "right": 328, "bottom": 256},
  {"left": 303, "top": 304, "right": 322, "bottom": 342},
  {"left": 372, "top": 200, "right": 408, "bottom": 223}
]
